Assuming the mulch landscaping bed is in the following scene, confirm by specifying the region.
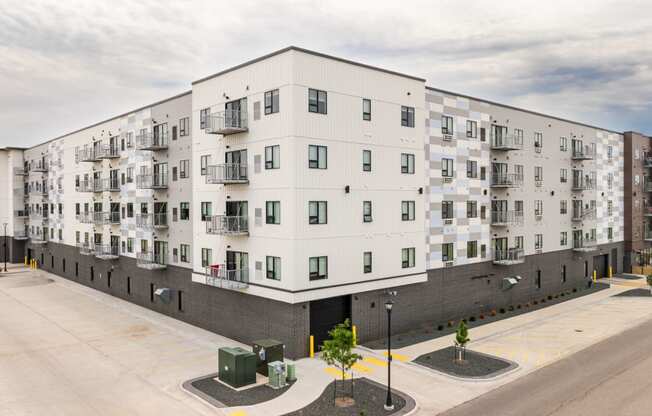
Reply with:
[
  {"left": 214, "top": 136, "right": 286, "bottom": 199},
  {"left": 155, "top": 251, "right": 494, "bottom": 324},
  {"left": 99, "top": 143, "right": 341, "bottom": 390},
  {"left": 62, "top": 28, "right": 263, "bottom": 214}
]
[
  {"left": 283, "top": 378, "right": 412, "bottom": 416},
  {"left": 364, "top": 282, "right": 609, "bottom": 350},
  {"left": 189, "top": 373, "right": 294, "bottom": 407},
  {"left": 613, "top": 288, "right": 652, "bottom": 297},
  {"left": 413, "top": 346, "right": 515, "bottom": 378}
]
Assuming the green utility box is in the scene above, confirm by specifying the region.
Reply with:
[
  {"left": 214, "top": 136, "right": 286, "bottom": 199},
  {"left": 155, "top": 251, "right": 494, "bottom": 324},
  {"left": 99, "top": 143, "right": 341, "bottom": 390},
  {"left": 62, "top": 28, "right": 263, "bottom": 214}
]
[
  {"left": 218, "top": 347, "right": 256, "bottom": 388},
  {"left": 252, "top": 339, "right": 284, "bottom": 376}
]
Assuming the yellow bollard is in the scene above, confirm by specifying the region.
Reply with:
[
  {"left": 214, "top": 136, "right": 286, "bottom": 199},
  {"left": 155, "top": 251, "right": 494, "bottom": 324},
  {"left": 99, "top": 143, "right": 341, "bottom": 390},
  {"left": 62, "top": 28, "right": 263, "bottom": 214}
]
[
  {"left": 593, "top": 270, "right": 597, "bottom": 283},
  {"left": 608, "top": 266, "right": 613, "bottom": 278},
  {"left": 24, "top": 256, "right": 27, "bottom": 266},
  {"left": 352, "top": 325, "right": 357, "bottom": 346},
  {"left": 309, "top": 335, "right": 315, "bottom": 358}
]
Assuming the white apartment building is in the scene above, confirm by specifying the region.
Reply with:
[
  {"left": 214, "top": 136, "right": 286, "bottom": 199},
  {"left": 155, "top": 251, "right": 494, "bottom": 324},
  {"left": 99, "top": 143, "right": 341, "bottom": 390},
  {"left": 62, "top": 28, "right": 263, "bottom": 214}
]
[{"left": 0, "top": 47, "right": 633, "bottom": 357}]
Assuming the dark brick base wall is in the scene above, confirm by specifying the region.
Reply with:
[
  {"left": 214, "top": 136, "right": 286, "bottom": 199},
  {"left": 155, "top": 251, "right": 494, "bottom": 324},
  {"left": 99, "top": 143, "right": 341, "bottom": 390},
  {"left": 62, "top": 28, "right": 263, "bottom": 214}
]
[
  {"left": 352, "top": 242, "right": 625, "bottom": 344},
  {"left": 26, "top": 242, "right": 310, "bottom": 359}
]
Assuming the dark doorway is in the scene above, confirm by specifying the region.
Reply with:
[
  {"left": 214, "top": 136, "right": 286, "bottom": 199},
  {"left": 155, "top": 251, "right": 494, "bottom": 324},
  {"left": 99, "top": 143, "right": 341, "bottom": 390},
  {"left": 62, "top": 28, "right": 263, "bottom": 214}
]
[
  {"left": 593, "top": 254, "right": 608, "bottom": 279},
  {"left": 27, "top": 248, "right": 32, "bottom": 262},
  {"left": 611, "top": 248, "right": 618, "bottom": 274},
  {"left": 310, "top": 295, "right": 351, "bottom": 348}
]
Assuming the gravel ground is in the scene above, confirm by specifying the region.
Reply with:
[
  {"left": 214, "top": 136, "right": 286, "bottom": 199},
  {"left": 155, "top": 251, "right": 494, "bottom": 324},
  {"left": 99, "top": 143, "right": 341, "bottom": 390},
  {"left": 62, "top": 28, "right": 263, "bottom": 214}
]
[
  {"left": 414, "top": 346, "right": 515, "bottom": 378},
  {"left": 364, "top": 282, "right": 609, "bottom": 350},
  {"left": 283, "top": 378, "right": 411, "bottom": 416},
  {"left": 613, "top": 288, "right": 652, "bottom": 297},
  {"left": 189, "top": 373, "right": 294, "bottom": 407}
]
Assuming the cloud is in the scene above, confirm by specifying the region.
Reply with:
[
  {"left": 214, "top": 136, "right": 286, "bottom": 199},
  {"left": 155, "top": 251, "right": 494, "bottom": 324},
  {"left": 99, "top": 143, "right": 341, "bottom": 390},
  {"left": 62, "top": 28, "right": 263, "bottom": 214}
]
[{"left": 0, "top": 0, "right": 651, "bottom": 147}]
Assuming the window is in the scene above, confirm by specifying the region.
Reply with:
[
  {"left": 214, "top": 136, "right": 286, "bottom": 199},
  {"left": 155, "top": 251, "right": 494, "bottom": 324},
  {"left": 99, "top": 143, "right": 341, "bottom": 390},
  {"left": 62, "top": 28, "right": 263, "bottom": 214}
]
[
  {"left": 363, "top": 252, "right": 372, "bottom": 273},
  {"left": 179, "top": 160, "right": 190, "bottom": 179},
  {"left": 402, "top": 247, "right": 415, "bottom": 268},
  {"left": 515, "top": 164, "right": 524, "bottom": 179},
  {"left": 308, "top": 145, "right": 327, "bottom": 169},
  {"left": 266, "top": 256, "right": 281, "bottom": 280},
  {"left": 357, "top": 98, "right": 371, "bottom": 121},
  {"left": 180, "top": 202, "right": 190, "bottom": 220},
  {"left": 363, "top": 201, "right": 372, "bottom": 222},
  {"left": 126, "top": 167, "right": 134, "bottom": 183},
  {"left": 200, "top": 108, "right": 209, "bottom": 129},
  {"left": 180, "top": 244, "right": 189, "bottom": 263},
  {"left": 401, "top": 106, "right": 415, "bottom": 127},
  {"left": 536, "top": 270, "right": 542, "bottom": 290},
  {"left": 515, "top": 235, "right": 524, "bottom": 249},
  {"left": 265, "top": 145, "right": 280, "bottom": 169},
  {"left": 560, "top": 200, "right": 567, "bottom": 214},
  {"left": 442, "top": 243, "right": 454, "bottom": 262},
  {"left": 607, "top": 145, "right": 613, "bottom": 160},
  {"left": 561, "top": 265, "right": 567, "bottom": 283},
  {"left": 401, "top": 153, "right": 415, "bottom": 174},
  {"left": 467, "top": 201, "right": 478, "bottom": 218},
  {"left": 466, "top": 120, "right": 477, "bottom": 138},
  {"left": 608, "top": 227, "right": 613, "bottom": 240},
  {"left": 264, "top": 89, "right": 280, "bottom": 114},
  {"left": 535, "top": 166, "right": 543, "bottom": 184},
  {"left": 127, "top": 238, "right": 134, "bottom": 253},
  {"left": 560, "top": 168, "right": 567, "bottom": 183},
  {"left": 467, "top": 241, "right": 478, "bottom": 258},
  {"left": 442, "top": 158, "right": 454, "bottom": 177},
  {"left": 560, "top": 137, "right": 567, "bottom": 151},
  {"left": 266, "top": 201, "right": 281, "bottom": 224},
  {"left": 535, "top": 234, "right": 543, "bottom": 250},
  {"left": 309, "top": 256, "right": 328, "bottom": 280},
  {"left": 560, "top": 231, "right": 568, "bottom": 246},
  {"left": 179, "top": 117, "right": 189, "bottom": 136},
  {"left": 442, "top": 115, "right": 454, "bottom": 135},
  {"left": 466, "top": 161, "right": 477, "bottom": 178},
  {"left": 201, "top": 248, "right": 212, "bottom": 268},
  {"left": 442, "top": 201, "right": 454, "bottom": 219},
  {"left": 608, "top": 173, "right": 613, "bottom": 189},
  {"left": 608, "top": 200, "right": 613, "bottom": 216},
  {"left": 362, "top": 150, "right": 372, "bottom": 172},
  {"left": 401, "top": 201, "right": 415, "bottom": 221},
  {"left": 200, "top": 155, "right": 210, "bottom": 176},
  {"left": 308, "top": 88, "right": 327, "bottom": 114},
  {"left": 309, "top": 201, "right": 327, "bottom": 224},
  {"left": 201, "top": 202, "right": 212, "bottom": 221},
  {"left": 534, "top": 132, "right": 543, "bottom": 151},
  {"left": 535, "top": 200, "right": 543, "bottom": 217},
  {"left": 127, "top": 203, "right": 134, "bottom": 218}
]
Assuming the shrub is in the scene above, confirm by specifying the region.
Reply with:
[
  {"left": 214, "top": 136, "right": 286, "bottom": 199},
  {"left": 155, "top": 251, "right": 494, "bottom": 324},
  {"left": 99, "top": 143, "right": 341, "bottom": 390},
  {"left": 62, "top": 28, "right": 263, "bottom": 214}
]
[
  {"left": 469, "top": 316, "right": 476, "bottom": 322},
  {"left": 479, "top": 314, "right": 485, "bottom": 320},
  {"left": 448, "top": 320, "right": 454, "bottom": 328},
  {"left": 490, "top": 309, "right": 497, "bottom": 316}
]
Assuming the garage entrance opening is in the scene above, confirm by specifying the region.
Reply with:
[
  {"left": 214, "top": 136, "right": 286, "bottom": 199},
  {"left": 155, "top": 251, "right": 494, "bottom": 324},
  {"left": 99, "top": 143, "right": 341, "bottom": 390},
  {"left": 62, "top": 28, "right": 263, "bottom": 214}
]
[{"left": 310, "top": 295, "right": 351, "bottom": 348}]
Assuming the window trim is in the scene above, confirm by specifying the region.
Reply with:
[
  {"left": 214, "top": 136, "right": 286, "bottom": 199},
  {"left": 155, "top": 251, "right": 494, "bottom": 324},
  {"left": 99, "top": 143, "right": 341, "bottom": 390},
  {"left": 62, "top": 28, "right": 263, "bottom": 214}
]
[{"left": 308, "top": 88, "right": 327, "bottom": 114}]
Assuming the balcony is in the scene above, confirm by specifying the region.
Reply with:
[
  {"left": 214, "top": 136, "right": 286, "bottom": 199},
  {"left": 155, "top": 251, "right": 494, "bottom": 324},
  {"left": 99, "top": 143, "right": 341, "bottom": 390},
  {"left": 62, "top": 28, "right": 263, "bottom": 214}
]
[
  {"left": 136, "top": 132, "right": 168, "bottom": 151},
  {"left": 78, "top": 243, "right": 95, "bottom": 256},
  {"left": 572, "top": 208, "right": 596, "bottom": 222},
  {"left": 493, "top": 248, "right": 525, "bottom": 265},
  {"left": 76, "top": 181, "right": 94, "bottom": 193},
  {"left": 571, "top": 145, "right": 595, "bottom": 160},
  {"left": 136, "top": 213, "right": 168, "bottom": 230},
  {"left": 206, "top": 164, "right": 249, "bottom": 184},
  {"left": 490, "top": 173, "right": 523, "bottom": 188},
  {"left": 205, "top": 265, "right": 249, "bottom": 289},
  {"left": 28, "top": 232, "right": 48, "bottom": 245},
  {"left": 646, "top": 230, "right": 652, "bottom": 242},
  {"left": 95, "top": 244, "right": 120, "bottom": 260},
  {"left": 491, "top": 210, "right": 524, "bottom": 226},
  {"left": 572, "top": 177, "right": 595, "bottom": 191},
  {"left": 644, "top": 207, "right": 652, "bottom": 217},
  {"left": 96, "top": 144, "right": 120, "bottom": 159},
  {"left": 77, "top": 212, "right": 94, "bottom": 224},
  {"left": 573, "top": 237, "right": 597, "bottom": 252},
  {"left": 14, "top": 167, "right": 27, "bottom": 176},
  {"left": 205, "top": 215, "right": 249, "bottom": 236},
  {"left": 99, "top": 178, "right": 120, "bottom": 192},
  {"left": 31, "top": 164, "right": 48, "bottom": 173},
  {"left": 79, "top": 148, "right": 99, "bottom": 162},
  {"left": 136, "top": 252, "right": 167, "bottom": 270},
  {"left": 207, "top": 110, "right": 248, "bottom": 135},
  {"left": 15, "top": 210, "right": 28, "bottom": 219},
  {"left": 136, "top": 174, "right": 168, "bottom": 189},
  {"left": 645, "top": 182, "right": 652, "bottom": 192},
  {"left": 13, "top": 230, "right": 28, "bottom": 240},
  {"left": 93, "top": 211, "right": 120, "bottom": 226},
  {"left": 644, "top": 155, "right": 652, "bottom": 167},
  {"left": 490, "top": 134, "right": 523, "bottom": 151}
]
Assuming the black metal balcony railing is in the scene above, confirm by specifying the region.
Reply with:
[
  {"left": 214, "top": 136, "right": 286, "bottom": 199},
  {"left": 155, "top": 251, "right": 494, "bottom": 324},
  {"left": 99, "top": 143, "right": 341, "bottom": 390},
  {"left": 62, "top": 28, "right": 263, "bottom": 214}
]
[
  {"left": 31, "top": 163, "right": 48, "bottom": 173},
  {"left": 136, "top": 251, "right": 167, "bottom": 270},
  {"left": 207, "top": 109, "right": 248, "bottom": 135},
  {"left": 136, "top": 131, "right": 168, "bottom": 150},
  {"left": 79, "top": 148, "right": 99, "bottom": 162},
  {"left": 78, "top": 242, "right": 95, "bottom": 255},
  {"left": 645, "top": 230, "right": 652, "bottom": 241},
  {"left": 93, "top": 212, "right": 120, "bottom": 225},
  {"left": 645, "top": 182, "right": 652, "bottom": 192},
  {"left": 99, "top": 178, "right": 120, "bottom": 192},
  {"left": 14, "top": 167, "right": 27, "bottom": 176},
  {"left": 136, "top": 173, "right": 168, "bottom": 189},
  {"left": 490, "top": 134, "right": 523, "bottom": 151},
  {"left": 28, "top": 232, "right": 48, "bottom": 244},
  {"left": 573, "top": 237, "right": 597, "bottom": 251},
  {"left": 493, "top": 248, "right": 524, "bottom": 265},
  {"left": 572, "top": 145, "right": 595, "bottom": 160},
  {"left": 206, "top": 164, "right": 249, "bottom": 184},
  {"left": 76, "top": 181, "right": 94, "bottom": 193},
  {"left": 490, "top": 173, "right": 523, "bottom": 188},
  {"left": 205, "top": 215, "right": 249, "bottom": 235},
  {"left": 205, "top": 264, "right": 249, "bottom": 289},
  {"left": 572, "top": 208, "right": 596, "bottom": 222},
  {"left": 94, "top": 244, "right": 120, "bottom": 260},
  {"left": 136, "top": 213, "right": 168, "bottom": 229},
  {"left": 572, "top": 177, "right": 595, "bottom": 191},
  {"left": 491, "top": 210, "right": 524, "bottom": 226},
  {"left": 77, "top": 212, "right": 94, "bottom": 224},
  {"left": 96, "top": 144, "right": 120, "bottom": 159},
  {"left": 15, "top": 210, "right": 28, "bottom": 218}
]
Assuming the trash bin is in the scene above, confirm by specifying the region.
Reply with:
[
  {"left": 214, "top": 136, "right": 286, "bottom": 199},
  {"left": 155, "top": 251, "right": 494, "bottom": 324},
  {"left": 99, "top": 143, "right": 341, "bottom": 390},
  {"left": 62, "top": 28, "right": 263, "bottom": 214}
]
[
  {"left": 218, "top": 347, "right": 256, "bottom": 388},
  {"left": 252, "top": 339, "right": 284, "bottom": 376}
]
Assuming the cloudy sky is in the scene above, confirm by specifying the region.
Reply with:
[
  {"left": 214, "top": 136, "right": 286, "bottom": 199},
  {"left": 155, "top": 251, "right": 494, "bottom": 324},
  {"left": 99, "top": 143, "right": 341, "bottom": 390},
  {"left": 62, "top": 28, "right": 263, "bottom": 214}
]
[{"left": 1, "top": 0, "right": 651, "bottom": 147}]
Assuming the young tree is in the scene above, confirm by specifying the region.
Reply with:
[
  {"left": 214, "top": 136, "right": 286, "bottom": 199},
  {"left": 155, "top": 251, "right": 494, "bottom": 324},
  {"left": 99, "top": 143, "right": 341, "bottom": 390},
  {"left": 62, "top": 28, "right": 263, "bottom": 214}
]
[
  {"left": 321, "top": 319, "right": 361, "bottom": 394},
  {"left": 454, "top": 320, "right": 471, "bottom": 361}
]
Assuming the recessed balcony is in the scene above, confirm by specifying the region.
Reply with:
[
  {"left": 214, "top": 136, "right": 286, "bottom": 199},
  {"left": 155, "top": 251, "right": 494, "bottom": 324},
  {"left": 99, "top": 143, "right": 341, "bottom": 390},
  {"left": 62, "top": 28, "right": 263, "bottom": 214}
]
[
  {"left": 77, "top": 212, "right": 94, "bottom": 224},
  {"left": 645, "top": 182, "right": 652, "bottom": 192},
  {"left": 136, "top": 252, "right": 167, "bottom": 270},
  {"left": 79, "top": 148, "right": 99, "bottom": 162},
  {"left": 207, "top": 110, "right": 248, "bottom": 135},
  {"left": 76, "top": 181, "right": 94, "bottom": 193},
  {"left": 491, "top": 210, "right": 524, "bottom": 226},
  {"left": 493, "top": 248, "right": 525, "bottom": 265},
  {"left": 571, "top": 145, "right": 595, "bottom": 160},
  {"left": 136, "top": 174, "right": 168, "bottom": 189},
  {"left": 490, "top": 134, "right": 523, "bottom": 151},
  {"left": 573, "top": 237, "right": 597, "bottom": 252},
  {"left": 136, "top": 132, "right": 168, "bottom": 151},
  {"left": 28, "top": 232, "right": 48, "bottom": 245},
  {"left": 490, "top": 173, "right": 523, "bottom": 188},
  {"left": 98, "top": 178, "right": 120, "bottom": 192},
  {"left": 572, "top": 208, "right": 596, "bottom": 222},
  {"left": 96, "top": 144, "right": 120, "bottom": 159},
  {"left": 31, "top": 164, "right": 48, "bottom": 173},
  {"left": 206, "top": 164, "right": 249, "bottom": 184},
  {"left": 93, "top": 212, "right": 120, "bottom": 226},
  {"left": 205, "top": 215, "right": 249, "bottom": 236},
  {"left": 644, "top": 207, "right": 652, "bottom": 217},
  {"left": 94, "top": 244, "right": 120, "bottom": 260},
  {"left": 14, "top": 167, "right": 27, "bottom": 176},
  {"left": 136, "top": 213, "right": 168, "bottom": 230},
  {"left": 572, "top": 178, "right": 595, "bottom": 191},
  {"left": 205, "top": 265, "right": 249, "bottom": 289}
]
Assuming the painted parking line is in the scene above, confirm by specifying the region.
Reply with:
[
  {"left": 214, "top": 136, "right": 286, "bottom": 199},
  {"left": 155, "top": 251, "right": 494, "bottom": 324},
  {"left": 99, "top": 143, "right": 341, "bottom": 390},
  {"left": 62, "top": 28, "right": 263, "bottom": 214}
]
[
  {"left": 324, "top": 367, "right": 351, "bottom": 379},
  {"left": 351, "top": 362, "right": 373, "bottom": 373},
  {"left": 363, "top": 356, "right": 388, "bottom": 368},
  {"left": 229, "top": 411, "right": 247, "bottom": 416},
  {"left": 382, "top": 352, "right": 410, "bottom": 362}
]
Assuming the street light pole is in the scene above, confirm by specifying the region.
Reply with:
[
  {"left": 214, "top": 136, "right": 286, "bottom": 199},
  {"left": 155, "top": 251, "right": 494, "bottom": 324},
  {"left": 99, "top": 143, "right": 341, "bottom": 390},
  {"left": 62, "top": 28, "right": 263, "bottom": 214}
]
[
  {"left": 384, "top": 299, "right": 394, "bottom": 411},
  {"left": 3, "top": 223, "right": 7, "bottom": 272}
]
